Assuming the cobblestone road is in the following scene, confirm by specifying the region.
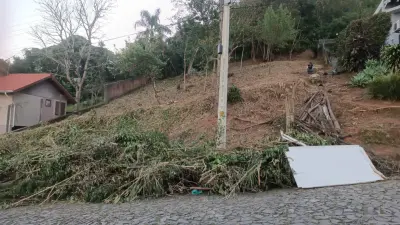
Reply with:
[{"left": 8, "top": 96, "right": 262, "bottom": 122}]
[{"left": 1, "top": 181, "right": 400, "bottom": 225}]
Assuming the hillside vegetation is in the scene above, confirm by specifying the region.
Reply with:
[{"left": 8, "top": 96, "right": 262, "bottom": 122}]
[{"left": 2, "top": 58, "right": 400, "bottom": 207}]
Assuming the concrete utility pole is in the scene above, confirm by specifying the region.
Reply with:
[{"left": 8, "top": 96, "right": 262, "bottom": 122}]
[{"left": 216, "top": 0, "right": 231, "bottom": 149}]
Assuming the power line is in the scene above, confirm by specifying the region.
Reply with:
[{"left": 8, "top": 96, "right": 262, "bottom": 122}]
[{"left": 96, "top": 20, "right": 187, "bottom": 44}]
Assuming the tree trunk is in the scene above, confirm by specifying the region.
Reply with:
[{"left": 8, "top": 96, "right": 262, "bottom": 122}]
[
  {"left": 251, "top": 39, "right": 256, "bottom": 62},
  {"left": 74, "top": 37, "right": 92, "bottom": 111},
  {"left": 187, "top": 48, "right": 199, "bottom": 76},
  {"left": 75, "top": 85, "right": 82, "bottom": 111},
  {"left": 240, "top": 46, "right": 244, "bottom": 70},
  {"left": 183, "top": 63, "right": 187, "bottom": 92},
  {"left": 266, "top": 44, "right": 272, "bottom": 62},
  {"left": 183, "top": 40, "right": 188, "bottom": 91},
  {"left": 229, "top": 45, "right": 240, "bottom": 59},
  {"left": 203, "top": 63, "right": 208, "bottom": 92},
  {"left": 263, "top": 44, "right": 266, "bottom": 61}
]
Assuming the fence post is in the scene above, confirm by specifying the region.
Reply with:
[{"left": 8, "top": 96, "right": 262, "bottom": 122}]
[{"left": 103, "top": 83, "right": 109, "bottom": 103}]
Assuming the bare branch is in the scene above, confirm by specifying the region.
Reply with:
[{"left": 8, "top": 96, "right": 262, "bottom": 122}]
[{"left": 31, "top": 0, "right": 114, "bottom": 103}]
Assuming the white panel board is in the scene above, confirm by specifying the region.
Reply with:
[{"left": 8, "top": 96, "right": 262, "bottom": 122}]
[{"left": 286, "top": 145, "right": 385, "bottom": 188}]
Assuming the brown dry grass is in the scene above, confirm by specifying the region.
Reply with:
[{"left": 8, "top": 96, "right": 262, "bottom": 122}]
[
  {"left": 92, "top": 59, "right": 400, "bottom": 156},
  {"left": 89, "top": 60, "right": 318, "bottom": 149},
  {"left": 321, "top": 73, "right": 400, "bottom": 157},
  {"left": 9, "top": 59, "right": 400, "bottom": 156}
]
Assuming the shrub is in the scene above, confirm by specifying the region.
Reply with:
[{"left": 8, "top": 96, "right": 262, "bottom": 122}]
[
  {"left": 350, "top": 60, "right": 389, "bottom": 88},
  {"left": 381, "top": 45, "right": 400, "bottom": 72},
  {"left": 228, "top": 85, "right": 243, "bottom": 104},
  {"left": 335, "top": 13, "right": 391, "bottom": 72},
  {"left": 369, "top": 73, "right": 400, "bottom": 100}
]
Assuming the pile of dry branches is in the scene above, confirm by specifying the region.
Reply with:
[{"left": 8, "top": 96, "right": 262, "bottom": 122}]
[{"left": 296, "top": 91, "right": 341, "bottom": 137}]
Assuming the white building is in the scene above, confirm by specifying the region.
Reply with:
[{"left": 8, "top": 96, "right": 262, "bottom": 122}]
[{"left": 375, "top": 0, "right": 400, "bottom": 45}]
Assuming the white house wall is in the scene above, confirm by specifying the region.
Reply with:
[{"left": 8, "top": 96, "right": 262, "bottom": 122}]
[
  {"left": 375, "top": 1, "right": 400, "bottom": 45},
  {"left": 12, "top": 93, "right": 42, "bottom": 127},
  {"left": 12, "top": 80, "right": 68, "bottom": 127},
  {"left": 387, "top": 13, "right": 400, "bottom": 45},
  {"left": 21, "top": 80, "right": 68, "bottom": 102},
  {"left": 0, "top": 94, "right": 13, "bottom": 133}
]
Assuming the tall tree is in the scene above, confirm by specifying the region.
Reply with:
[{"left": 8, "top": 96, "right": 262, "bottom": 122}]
[
  {"left": 117, "top": 39, "right": 166, "bottom": 103},
  {"left": 9, "top": 48, "right": 46, "bottom": 73},
  {"left": 31, "top": 0, "right": 114, "bottom": 105},
  {"left": 260, "top": 5, "right": 297, "bottom": 61},
  {"left": 134, "top": 8, "right": 172, "bottom": 41},
  {"left": 171, "top": 0, "right": 219, "bottom": 89}
]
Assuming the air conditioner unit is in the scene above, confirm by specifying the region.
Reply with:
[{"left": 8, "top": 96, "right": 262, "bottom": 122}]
[{"left": 395, "top": 20, "right": 400, "bottom": 33}]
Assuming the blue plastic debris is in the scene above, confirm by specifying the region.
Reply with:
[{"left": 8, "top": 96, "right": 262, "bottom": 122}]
[{"left": 191, "top": 189, "right": 203, "bottom": 195}]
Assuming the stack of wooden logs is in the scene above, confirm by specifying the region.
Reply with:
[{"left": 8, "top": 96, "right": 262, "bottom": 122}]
[{"left": 296, "top": 91, "right": 341, "bottom": 136}]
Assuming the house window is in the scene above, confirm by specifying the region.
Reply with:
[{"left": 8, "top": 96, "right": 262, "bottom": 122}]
[
  {"left": 45, "top": 99, "right": 51, "bottom": 107},
  {"left": 55, "top": 101, "right": 66, "bottom": 116}
]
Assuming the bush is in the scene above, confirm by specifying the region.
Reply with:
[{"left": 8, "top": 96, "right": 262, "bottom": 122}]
[
  {"left": 350, "top": 60, "right": 389, "bottom": 88},
  {"left": 381, "top": 45, "right": 400, "bottom": 72},
  {"left": 228, "top": 85, "right": 243, "bottom": 104},
  {"left": 335, "top": 13, "right": 391, "bottom": 72},
  {"left": 369, "top": 73, "right": 400, "bottom": 100}
]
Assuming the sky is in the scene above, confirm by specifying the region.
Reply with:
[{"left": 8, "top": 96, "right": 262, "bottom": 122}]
[{"left": 0, "top": 0, "right": 175, "bottom": 59}]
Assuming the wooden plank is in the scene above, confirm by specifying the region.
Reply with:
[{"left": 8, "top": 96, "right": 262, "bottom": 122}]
[
  {"left": 300, "top": 91, "right": 320, "bottom": 120},
  {"left": 322, "top": 105, "right": 335, "bottom": 131},
  {"left": 325, "top": 94, "right": 341, "bottom": 131}
]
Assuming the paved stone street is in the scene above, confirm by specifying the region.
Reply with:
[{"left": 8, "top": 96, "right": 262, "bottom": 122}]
[{"left": 1, "top": 180, "right": 400, "bottom": 225}]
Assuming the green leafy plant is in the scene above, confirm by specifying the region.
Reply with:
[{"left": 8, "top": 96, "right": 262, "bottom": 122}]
[
  {"left": 381, "top": 45, "right": 400, "bottom": 72},
  {"left": 350, "top": 60, "right": 389, "bottom": 88},
  {"left": 289, "top": 131, "right": 332, "bottom": 146},
  {"left": 228, "top": 85, "right": 243, "bottom": 104},
  {"left": 0, "top": 115, "right": 295, "bottom": 207},
  {"left": 260, "top": 5, "right": 297, "bottom": 61},
  {"left": 368, "top": 73, "right": 400, "bottom": 100},
  {"left": 335, "top": 13, "right": 391, "bottom": 72}
]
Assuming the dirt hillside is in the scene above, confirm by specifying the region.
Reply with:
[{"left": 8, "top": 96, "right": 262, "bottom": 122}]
[{"left": 88, "top": 59, "right": 400, "bottom": 156}]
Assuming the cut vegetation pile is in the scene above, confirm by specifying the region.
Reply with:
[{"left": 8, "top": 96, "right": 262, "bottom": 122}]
[{"left": 0, "top": 114, "right": 294, "bottom": 208}]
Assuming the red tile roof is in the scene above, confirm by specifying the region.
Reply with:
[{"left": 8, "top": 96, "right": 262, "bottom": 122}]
[
  {"left": 0, "top": 73, "right": 76, "bottom": 104},
  {"left": 0, "top": 73, "right": 51, "bottom": 92}
]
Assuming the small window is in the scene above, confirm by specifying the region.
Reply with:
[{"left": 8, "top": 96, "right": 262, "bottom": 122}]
[
  {"left": 55, "top": 101, "right": 66, "bottom": 116},
  {"left": 45, "top": 99, "right": 51, "bottom": 107}
]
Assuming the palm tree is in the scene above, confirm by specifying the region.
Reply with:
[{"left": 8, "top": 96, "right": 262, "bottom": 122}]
[{"left": 134, "top": 8, "right": 171, "bottom": 40}]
